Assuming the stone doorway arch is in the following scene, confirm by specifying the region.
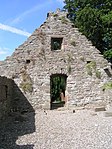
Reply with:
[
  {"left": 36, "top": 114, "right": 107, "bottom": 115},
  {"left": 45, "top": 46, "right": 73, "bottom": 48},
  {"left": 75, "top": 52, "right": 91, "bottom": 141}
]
[{"left": 50, "top": 73, "right": 67, "bottom": 109}]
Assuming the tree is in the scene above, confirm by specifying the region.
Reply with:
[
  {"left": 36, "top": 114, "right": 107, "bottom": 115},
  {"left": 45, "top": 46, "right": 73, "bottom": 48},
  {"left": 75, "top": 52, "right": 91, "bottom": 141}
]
[{"left": 64, "top": 0, "right": 112, "bottom": 62}]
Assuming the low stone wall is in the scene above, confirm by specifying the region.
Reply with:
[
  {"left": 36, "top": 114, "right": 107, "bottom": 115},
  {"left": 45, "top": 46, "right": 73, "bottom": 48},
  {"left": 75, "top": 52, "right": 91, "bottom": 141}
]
[{"left": 0, "top": 76, "right": 13, "bottom": 120}]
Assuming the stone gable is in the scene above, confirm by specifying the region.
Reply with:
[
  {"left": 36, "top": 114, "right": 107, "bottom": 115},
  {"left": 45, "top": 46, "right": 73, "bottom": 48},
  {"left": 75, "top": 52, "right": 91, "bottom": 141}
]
[{"left": 0, "top": 9, "right": 112, "bottom": 109}]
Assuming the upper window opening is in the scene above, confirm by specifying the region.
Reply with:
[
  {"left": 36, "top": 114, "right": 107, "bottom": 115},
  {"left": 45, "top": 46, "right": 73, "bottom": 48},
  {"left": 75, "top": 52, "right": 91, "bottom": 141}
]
[{"left": 51, "top": 38, "right": 63, "bottom": 51}]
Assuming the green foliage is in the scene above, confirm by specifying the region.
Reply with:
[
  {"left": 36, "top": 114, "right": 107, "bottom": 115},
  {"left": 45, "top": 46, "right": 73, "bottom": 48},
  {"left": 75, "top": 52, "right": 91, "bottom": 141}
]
[
  {"left": 86, "top": 61, "right": 102, "bottom": 78},
  {"left": 63, "top": 0, "right": 112, "bottom": 63},
  {"left": 53, "top": 13, "right": 58, "bottom": 17},
  {"left": 86, "top": 61, "right": 96, "bottom": 76},
  {"left": 59, "top": 16, "right": 68, "bottom": 24},
  {"left": 102, "top": 81, "right": 112, "bottom": 91},
  {"left": 101, "top": 11, "right": 112, "bottom": 26},
  {"left": 95, "top": 70, "right": 101, "bottom": 79},
  {"left": 86, "top": 66, "right": 92, "bottom": 76},
  {"left": 86, "top": 61, "right": 96, "bottom": 69},
  {"left": 103, "top": 49, "right": 112, "bottom": 61}
]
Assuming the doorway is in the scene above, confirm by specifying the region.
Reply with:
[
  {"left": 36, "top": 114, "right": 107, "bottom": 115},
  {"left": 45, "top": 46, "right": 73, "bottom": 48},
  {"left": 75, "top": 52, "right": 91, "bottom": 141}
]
[{"left": 50, "top": 74, "right": 67, "bottom": 109}]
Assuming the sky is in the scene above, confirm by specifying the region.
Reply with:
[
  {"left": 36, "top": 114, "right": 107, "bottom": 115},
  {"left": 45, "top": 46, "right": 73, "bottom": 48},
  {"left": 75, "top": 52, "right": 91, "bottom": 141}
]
[{"left": 0, "top": 0, "right": 64, "bottom": 60}]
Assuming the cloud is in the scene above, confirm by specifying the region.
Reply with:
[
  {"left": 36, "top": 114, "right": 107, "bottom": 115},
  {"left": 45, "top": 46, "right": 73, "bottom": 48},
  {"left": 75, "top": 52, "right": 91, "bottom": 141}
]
[
  {"left": 0, "top": 50, "right": 7, "bottom": 55},
  {"left": 11, "top": 1, "right": 53, "bottom": 24},
  {"left": 0, "top": 47, "right": 8, "bottom": 55},
  {"left": 0, "top": 23, "right": 31, "bottom": 37},
  {"left": 0, "top": 47, "right": 11, "bottom": 61}
]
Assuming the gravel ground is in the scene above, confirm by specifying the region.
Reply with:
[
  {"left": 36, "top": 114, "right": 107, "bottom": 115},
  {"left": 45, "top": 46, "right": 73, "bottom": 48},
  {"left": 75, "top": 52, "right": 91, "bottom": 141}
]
[{"left": 1, "top": 109, "right": 112, "bottom": 149}]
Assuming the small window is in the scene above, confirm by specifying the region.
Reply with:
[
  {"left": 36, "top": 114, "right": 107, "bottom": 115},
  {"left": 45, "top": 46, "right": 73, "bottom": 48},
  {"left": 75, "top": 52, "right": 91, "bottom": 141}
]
[
  {"left": 51, "top": 38, "right": 63, "bottom": 51},
  {"left": 87, "top": 61, "right": 91, "bottom": 64},
  {"left": 26, "top": 59, "right": 30, "bottom": 64}
]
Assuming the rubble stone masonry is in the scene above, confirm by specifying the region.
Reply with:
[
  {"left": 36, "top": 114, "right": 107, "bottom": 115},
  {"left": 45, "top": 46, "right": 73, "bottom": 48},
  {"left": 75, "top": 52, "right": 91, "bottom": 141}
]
[
  {"left": 0, "top": 9, "right": 112, "bottom": 110},
  {"left": 0, "top": 76, "right": 13, "bottom": 120}
]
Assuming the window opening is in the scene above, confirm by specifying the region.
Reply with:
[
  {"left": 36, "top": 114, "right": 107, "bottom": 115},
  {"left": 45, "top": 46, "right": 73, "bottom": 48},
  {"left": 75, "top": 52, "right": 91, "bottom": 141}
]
[
  {"left": 26, "top": 59, "right": 31, "bottom": 64},
  {"left": 87, "top": 61, "right": 91, "bottom": 64},
  {"left": 51, "top": 38, "right": 63, "bottom": 51}
]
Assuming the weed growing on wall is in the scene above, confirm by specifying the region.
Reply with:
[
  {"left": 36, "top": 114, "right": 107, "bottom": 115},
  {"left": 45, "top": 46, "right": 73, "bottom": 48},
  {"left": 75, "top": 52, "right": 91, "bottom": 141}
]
[
  {"left": 86, "top": 61, "right": 101, "bottom": 78},
  {"left": 95, "top": 70, "right": 101, "bottom": 79},
  {"left": 102, "top": 81, "right": 112, "bottom": 91},
  {"left": 20, "top": 70, "right": 33, "bottom": 93},
  {"left": 59, "top": 16, "right": 68, "bottom": 24}
]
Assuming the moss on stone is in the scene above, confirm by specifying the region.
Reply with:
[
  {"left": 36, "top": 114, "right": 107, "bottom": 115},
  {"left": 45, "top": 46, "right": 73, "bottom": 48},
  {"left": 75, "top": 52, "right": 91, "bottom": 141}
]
[
  {"left": 95, "top": 70, "right": 101, "bottom": 79},
  {"left": 53, "top": 13, "right": 58, "bottom": 17},
  {"left": 102, "top": 81, "right": 112, "bottom": 91},
  {"left": 59, "top": 16, "right": 68, "bottom": 24},
  {"left": 20, "top": 71, "right": 33, "bottom": 93},
  {"left": 86, "top": 61, "right": 97, "bottom": 76},
  {"left": 20, "top": 82, "right": 33, "bottom": 93}
]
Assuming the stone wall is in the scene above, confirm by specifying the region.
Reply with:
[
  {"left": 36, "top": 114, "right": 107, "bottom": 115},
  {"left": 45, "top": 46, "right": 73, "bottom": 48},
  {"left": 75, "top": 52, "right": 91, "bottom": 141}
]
[
  {"left": 0, "top": 76, "right": 13, "bottom": 120},
  {"left": 0, "top": 9, "right": 111, "bottom": 109},
  {"left": 0, "top": 76, "right": 35, "bottom": 121}
]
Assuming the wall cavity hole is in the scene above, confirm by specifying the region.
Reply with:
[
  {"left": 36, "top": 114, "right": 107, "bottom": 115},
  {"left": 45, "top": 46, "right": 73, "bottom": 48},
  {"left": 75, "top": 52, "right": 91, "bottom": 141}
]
[
  {"left": 87, "top": 61, "right": 91, "bottom": 64},
  {"left": 26, "top": 59, "right": 31, "bottom": 64}
]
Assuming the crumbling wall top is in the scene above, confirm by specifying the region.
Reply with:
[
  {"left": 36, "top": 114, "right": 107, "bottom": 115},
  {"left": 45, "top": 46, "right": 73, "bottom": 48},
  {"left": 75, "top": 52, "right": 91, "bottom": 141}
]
[{"left": 47, "top": 8, "right": 68, "bottom": 19}]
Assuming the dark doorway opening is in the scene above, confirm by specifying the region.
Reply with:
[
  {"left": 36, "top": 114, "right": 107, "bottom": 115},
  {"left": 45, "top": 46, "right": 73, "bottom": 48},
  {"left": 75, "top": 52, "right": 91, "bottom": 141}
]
[{"left": 50, "top": 74, "right": 67, "bottom": 109}]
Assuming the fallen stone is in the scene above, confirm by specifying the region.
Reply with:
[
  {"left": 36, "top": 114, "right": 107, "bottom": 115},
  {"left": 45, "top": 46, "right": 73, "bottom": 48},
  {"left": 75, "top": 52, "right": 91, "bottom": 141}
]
[
  {"left": 94, "top": 107, "right": 106, "bottom": 112},
  {"left": 90, "top": 112, "right": 97, "bottom": 116},
  {"left": 57, "top": 107, "right": 68, "bottom": 111},
  {"left": 104, "top": 111, "right": 112, "bottom": 117}
]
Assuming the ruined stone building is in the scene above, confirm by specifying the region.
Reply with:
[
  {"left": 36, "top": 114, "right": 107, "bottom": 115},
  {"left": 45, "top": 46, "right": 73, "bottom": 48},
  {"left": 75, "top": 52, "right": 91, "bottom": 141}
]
[{"left": 0, "top": 9, "right": 112, "bottom": 111}]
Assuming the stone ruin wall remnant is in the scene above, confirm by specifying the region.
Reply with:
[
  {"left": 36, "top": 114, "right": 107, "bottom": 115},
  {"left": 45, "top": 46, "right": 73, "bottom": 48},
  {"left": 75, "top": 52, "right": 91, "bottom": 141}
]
[
  {"left": 0, "top": 76, "right": 13, "bottom": 120},
  {"left": 0, "top": 9, "right": 112, "bottom": 110}
]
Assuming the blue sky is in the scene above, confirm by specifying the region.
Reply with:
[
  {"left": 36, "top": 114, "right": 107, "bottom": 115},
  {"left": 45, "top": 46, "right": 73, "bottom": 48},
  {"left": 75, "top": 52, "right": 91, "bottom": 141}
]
[{"left": 0, "top": 0, "right": 64, "bottom": 60}]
